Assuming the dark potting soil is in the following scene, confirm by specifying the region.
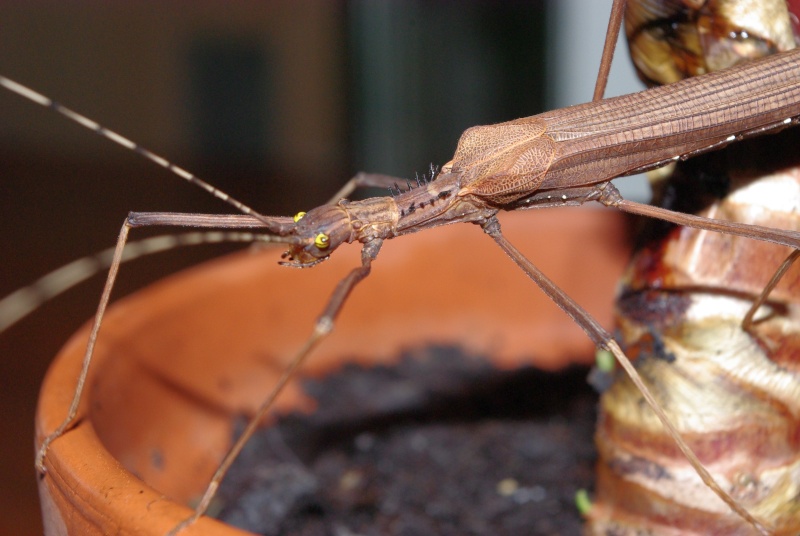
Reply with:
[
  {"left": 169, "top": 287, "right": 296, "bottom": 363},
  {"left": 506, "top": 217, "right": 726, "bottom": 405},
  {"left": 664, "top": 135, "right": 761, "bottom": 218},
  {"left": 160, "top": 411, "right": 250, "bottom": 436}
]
[{"left": 215, "top": 346, "right": 598, "bottom": 536}]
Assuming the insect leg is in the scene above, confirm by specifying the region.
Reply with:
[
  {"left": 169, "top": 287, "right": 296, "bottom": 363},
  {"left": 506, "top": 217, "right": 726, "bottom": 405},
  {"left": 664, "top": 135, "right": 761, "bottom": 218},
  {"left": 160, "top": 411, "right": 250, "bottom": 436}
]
[
  {"left": 601, "top": 183, "right": 800, "bottom": 250},
  {"left": 742, "top": 249, "right": 800, "bottom": 332},
  {"left": 167, "top": 237, "right": 384, "bottom": 535},
  {"left": 34, "top": 211, "right": 295, "bottom": 473},
  {"left": 35, "top": 219, "right": 132, "bottom": 473},
  {"left": 592, "top": 0, "right": 627, "bottom": 102},
  {"left": 480, "top": 215, "right": 771, "bottom": 535}
]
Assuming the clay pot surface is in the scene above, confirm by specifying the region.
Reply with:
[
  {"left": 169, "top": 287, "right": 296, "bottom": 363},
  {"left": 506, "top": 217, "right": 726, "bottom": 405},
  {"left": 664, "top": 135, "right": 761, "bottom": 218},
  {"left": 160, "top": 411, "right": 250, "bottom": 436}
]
[{"left": 36, "top": 208, "right": 629, "bottom": 535}]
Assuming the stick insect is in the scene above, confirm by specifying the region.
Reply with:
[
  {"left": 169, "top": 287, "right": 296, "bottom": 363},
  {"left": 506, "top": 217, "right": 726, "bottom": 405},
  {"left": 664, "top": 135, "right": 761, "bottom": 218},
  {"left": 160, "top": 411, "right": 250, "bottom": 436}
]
[{"left": 2, "top": 1, "right": 800, "bottom": 534}]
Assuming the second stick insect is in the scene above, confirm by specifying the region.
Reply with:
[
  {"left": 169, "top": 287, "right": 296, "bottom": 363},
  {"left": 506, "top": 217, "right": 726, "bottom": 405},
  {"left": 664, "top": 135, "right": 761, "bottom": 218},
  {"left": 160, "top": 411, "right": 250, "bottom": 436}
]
[{"left": 4, "top": 0, "right": 800, "bottom": 534}]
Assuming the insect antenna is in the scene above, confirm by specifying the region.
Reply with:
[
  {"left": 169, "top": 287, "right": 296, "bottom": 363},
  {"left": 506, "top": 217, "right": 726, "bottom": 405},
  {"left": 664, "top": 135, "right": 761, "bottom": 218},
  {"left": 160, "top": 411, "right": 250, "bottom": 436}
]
[
  {"left": 0, "top": 76, "right": 271, "bottom": 224},
  {"left": 0, "top": 231, "right": 286, "bottom": 332}
]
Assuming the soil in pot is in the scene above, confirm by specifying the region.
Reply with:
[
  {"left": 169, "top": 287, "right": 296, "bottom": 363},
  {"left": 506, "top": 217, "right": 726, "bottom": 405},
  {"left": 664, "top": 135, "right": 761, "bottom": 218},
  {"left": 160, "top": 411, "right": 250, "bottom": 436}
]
[{"left": 214, "top": 345, "right": 598, "bottom": 535}]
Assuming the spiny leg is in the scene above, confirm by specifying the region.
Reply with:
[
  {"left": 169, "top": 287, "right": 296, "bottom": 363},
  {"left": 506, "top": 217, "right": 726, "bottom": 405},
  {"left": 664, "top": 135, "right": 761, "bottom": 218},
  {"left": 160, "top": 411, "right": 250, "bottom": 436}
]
[
  {"left": 167, "top": 238, "right": 384, "bottom": 536},
  {"left": 480, "top": 215, "right": 771, "bottom": 535}
]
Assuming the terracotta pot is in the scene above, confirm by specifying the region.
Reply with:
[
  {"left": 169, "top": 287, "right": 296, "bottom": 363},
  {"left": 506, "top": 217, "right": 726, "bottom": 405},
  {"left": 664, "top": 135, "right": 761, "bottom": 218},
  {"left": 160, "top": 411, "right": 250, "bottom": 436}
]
[{"left": 36, "top": 208, "right": 629, "bottom": 535}]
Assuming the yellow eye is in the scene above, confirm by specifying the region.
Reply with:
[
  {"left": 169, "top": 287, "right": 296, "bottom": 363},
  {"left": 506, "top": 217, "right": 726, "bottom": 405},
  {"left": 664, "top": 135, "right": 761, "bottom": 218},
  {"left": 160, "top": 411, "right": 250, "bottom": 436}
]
[
  {"left": 314, "top": 233, "right": 330, "bottom": 249},
  {"left": 293, "top": 211, "right": 307, "bottom": 222}
]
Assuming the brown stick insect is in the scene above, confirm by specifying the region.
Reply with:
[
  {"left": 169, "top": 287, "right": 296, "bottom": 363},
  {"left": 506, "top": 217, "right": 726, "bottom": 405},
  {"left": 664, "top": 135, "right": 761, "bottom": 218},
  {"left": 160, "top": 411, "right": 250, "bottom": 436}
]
[{"left": 2, "top": 1, "right": 800, "bottom": 534}]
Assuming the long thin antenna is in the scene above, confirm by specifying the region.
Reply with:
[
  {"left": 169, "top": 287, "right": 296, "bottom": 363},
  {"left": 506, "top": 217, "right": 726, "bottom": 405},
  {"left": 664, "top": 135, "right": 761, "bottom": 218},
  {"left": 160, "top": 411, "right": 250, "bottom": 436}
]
[{"left": 0, "top": 76, "right": 267, "bottom": 221}]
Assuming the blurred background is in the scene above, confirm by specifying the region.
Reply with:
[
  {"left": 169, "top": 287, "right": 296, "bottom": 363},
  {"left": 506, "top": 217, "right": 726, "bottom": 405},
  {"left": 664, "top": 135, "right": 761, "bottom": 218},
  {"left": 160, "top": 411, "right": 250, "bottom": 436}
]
[{"left": 0, "top": 2, "right": 641, "bottom": 533}]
